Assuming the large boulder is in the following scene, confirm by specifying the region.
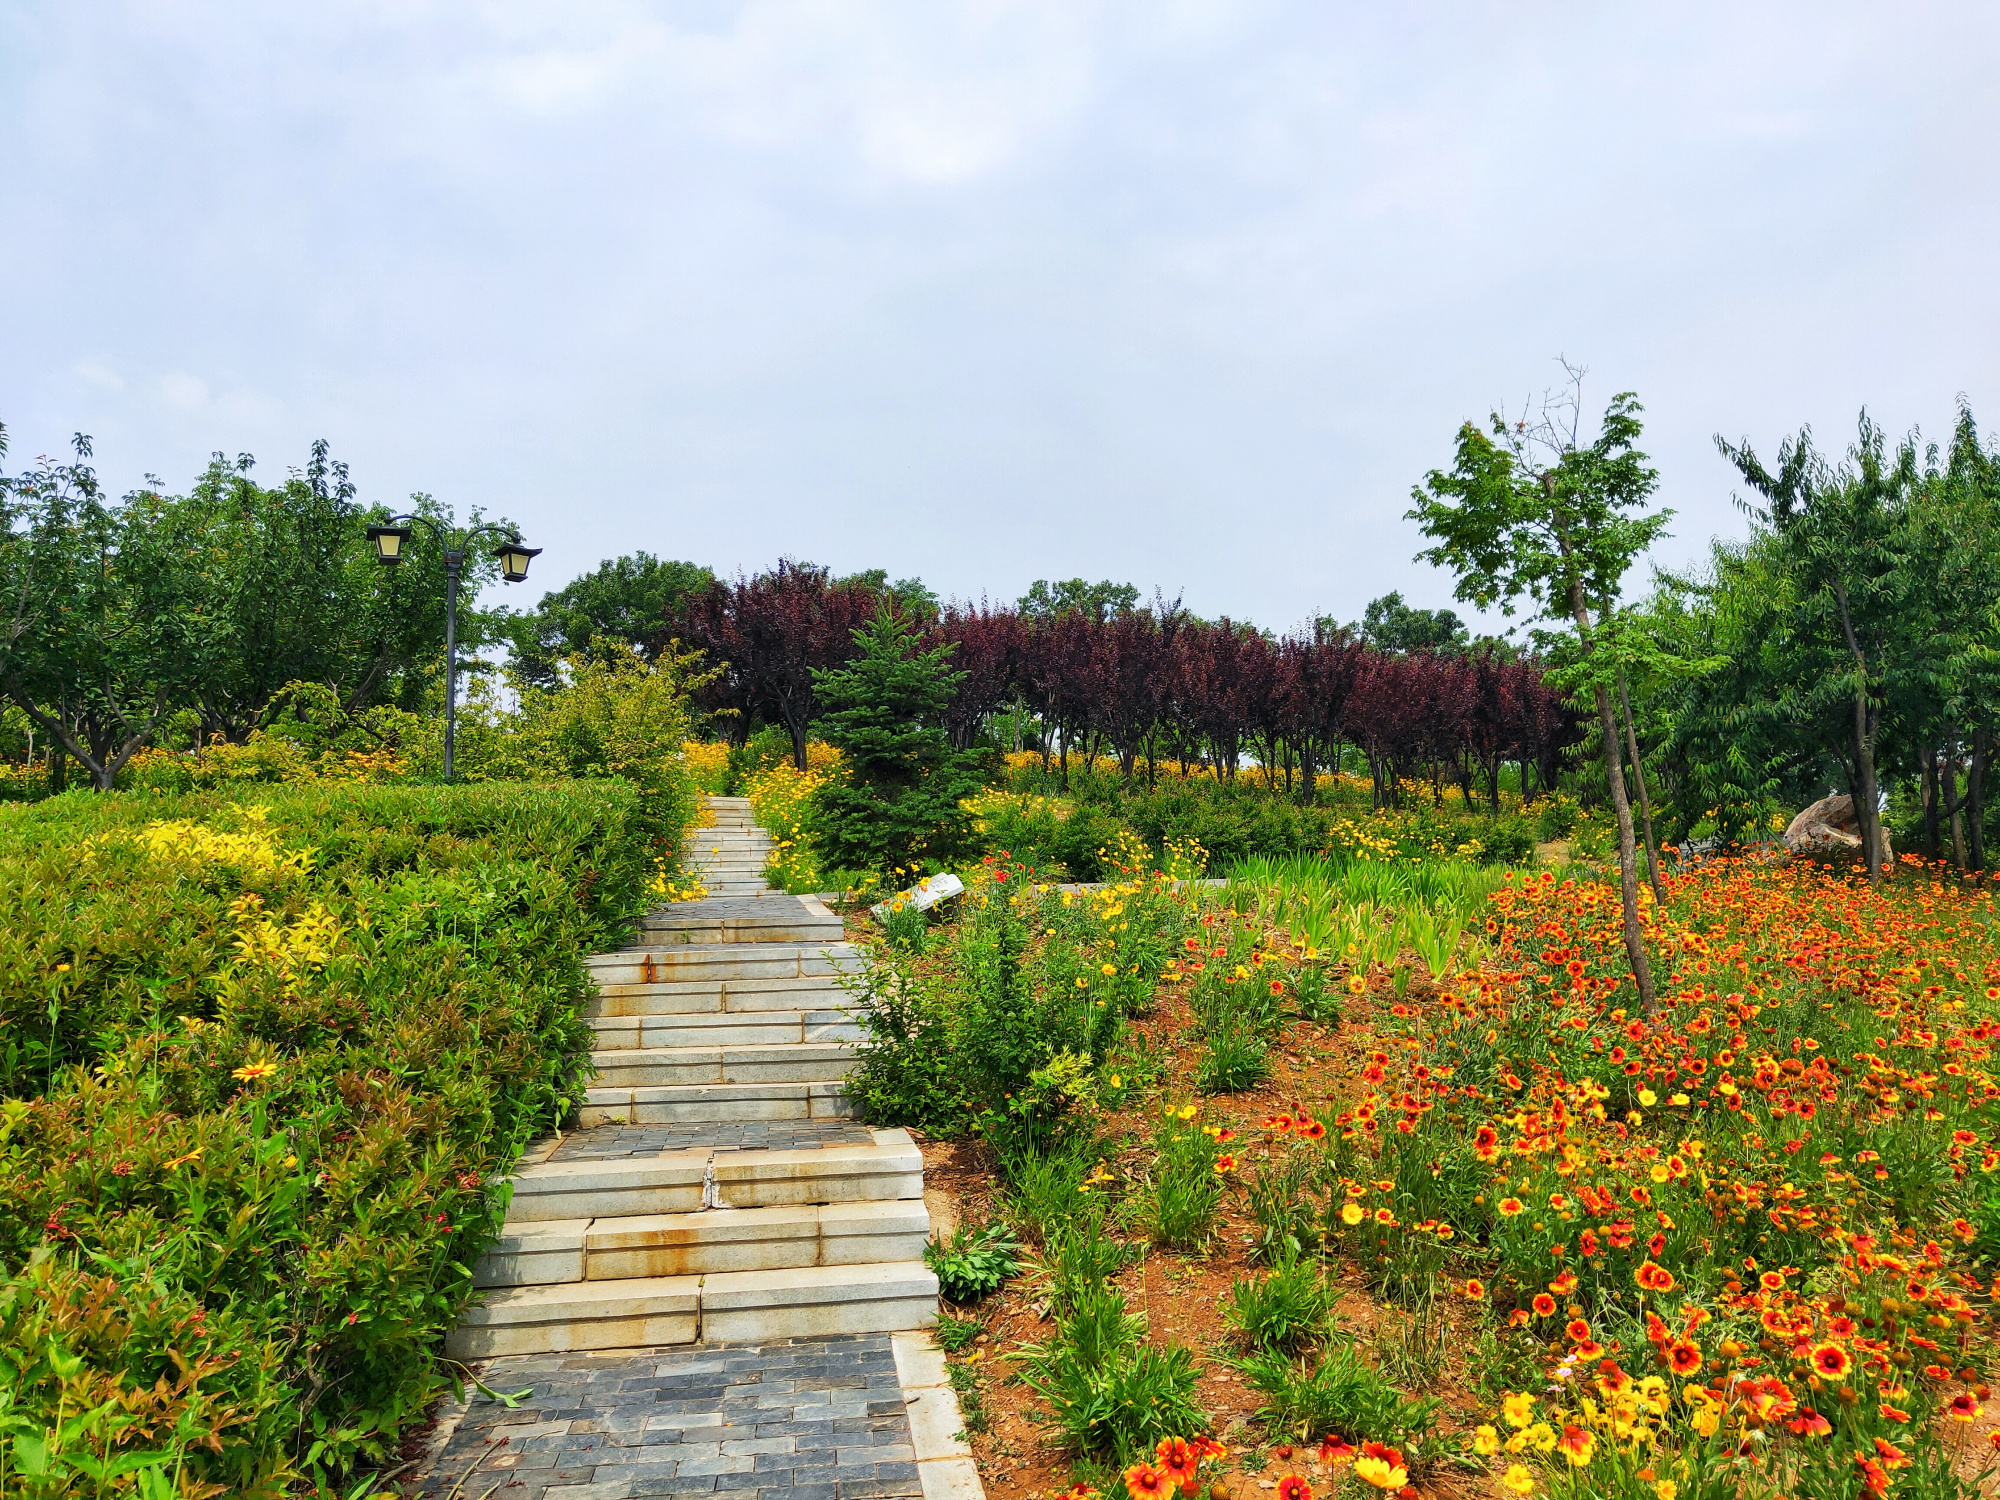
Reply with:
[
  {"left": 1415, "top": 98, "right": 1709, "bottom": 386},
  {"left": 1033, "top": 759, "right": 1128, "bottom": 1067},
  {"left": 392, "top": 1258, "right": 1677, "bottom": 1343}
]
[{"left": 1783, "top": 793, "right": 1893, "bottom": 864}]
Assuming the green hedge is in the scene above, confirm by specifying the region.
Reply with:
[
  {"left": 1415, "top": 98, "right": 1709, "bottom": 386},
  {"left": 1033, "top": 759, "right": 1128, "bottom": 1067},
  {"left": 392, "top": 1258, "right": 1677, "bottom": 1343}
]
[{"left": 0, "top": 782, "right": 651, "bottom": 1497}]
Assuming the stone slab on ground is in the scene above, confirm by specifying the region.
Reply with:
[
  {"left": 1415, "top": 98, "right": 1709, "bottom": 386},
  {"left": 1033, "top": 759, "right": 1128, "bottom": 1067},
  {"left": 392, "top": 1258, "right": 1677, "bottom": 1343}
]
[
  {"left": 403, "top": 1333, "right": 957, "bottom": 1500},
  {"left": 550, "top": 1121, "right": 876, "bottom": 1161}
]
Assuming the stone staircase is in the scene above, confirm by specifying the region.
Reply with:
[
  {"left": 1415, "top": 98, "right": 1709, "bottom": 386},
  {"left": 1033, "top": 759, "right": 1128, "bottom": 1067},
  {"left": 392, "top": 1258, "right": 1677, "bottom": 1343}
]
[{"left": 447, "top": 795, "right": 938, "bottom": 1359}]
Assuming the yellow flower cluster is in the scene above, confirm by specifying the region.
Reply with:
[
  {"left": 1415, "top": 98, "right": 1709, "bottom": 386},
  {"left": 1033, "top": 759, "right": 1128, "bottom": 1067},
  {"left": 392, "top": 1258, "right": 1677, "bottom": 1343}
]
[
  {"left": 745, "top": 750, "right": 845, "bottom": 891},
  {"left": 682, "top": 739, "right": 730, "bottom": 792},
  {"left": 131, "top": 807, "right": 314, "bottom": 881}
]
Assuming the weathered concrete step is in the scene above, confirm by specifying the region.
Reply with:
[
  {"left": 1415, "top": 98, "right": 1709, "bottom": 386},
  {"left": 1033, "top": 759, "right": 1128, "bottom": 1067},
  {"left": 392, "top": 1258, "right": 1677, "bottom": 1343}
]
[
  {"left": 588, "top": 1041, "right": 858, "bottom": 1088},
  {"left": 446, "top": 1260, "right": 938, "bottom": 1358},
  {"left": 638, "top": 906, "right": 844, "bottom": 947},
  {"left": 578, "top": 1079, "right": 856, "bottom": 1126},
  {"left": 587, "top": 975, "right": 846, "bottom": 1019},
  {"left": 585, "top": 942, "right": 862, "bottom": 987},
  {"left": 502, "top": 1132, "right": 921, "bottom": 1221},
  {"left": 589, "top": 1009, "right": 864, "bottom": 1049},
  {"left": 474, "top": 1199, "right": 930, "bottom": 1287}
]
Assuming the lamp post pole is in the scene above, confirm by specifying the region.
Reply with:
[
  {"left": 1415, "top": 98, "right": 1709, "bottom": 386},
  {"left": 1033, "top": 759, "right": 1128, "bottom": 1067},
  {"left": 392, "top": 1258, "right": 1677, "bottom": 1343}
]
[{"left": 366, "top": 516, "right": 541, "bottom": 782}]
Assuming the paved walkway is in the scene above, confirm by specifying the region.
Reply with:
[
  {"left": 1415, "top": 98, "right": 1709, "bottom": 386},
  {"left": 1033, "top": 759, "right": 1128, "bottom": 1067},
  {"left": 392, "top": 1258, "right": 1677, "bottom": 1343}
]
[{"left": 407, "top": 1333, "right": 973, "bottom": 1500}]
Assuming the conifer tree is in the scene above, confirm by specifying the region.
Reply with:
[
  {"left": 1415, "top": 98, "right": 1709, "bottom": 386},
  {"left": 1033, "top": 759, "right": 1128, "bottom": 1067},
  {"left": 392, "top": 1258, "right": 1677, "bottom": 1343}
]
[{"left": 812, "top": 609, "right": 986, "bottom": 875}]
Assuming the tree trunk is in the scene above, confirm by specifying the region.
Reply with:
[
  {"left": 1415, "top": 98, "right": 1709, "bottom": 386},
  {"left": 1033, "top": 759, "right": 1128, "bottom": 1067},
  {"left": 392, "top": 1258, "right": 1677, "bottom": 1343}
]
[
  {"left": 1831, "top": 582, "right": 1883, "bottom": 884},
  {"left": 1971, "top": 731, "right": 1989, "bottom": 873},
  {"left": 1617, "top": 669, "right": 1668, "bottom": 906},
  {"left": 1944, "top": 755, "right": 1966, "bottom": 869},
  {"left": 1568, "top": 586, "right": 1657, "bottom": 1013},
  {"left": 1923, "top": 748, "right": 1942, "bottom": 861}
]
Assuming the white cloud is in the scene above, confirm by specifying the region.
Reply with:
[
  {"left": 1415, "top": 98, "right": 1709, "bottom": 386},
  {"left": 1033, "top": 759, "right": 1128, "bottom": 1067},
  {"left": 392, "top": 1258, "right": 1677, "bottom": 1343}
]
[
  {"left": 73, "top": 360, "right": 124, "bottom": 391},
  {"left": 157, "top": 373, "right": 210, "bottom": 411}
]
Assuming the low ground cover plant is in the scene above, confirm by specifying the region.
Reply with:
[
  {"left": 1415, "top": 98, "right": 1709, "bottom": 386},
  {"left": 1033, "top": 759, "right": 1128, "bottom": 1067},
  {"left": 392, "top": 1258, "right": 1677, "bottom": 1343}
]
[{"left": 0, "top": 782, "right": 652, "bottom": 1496}]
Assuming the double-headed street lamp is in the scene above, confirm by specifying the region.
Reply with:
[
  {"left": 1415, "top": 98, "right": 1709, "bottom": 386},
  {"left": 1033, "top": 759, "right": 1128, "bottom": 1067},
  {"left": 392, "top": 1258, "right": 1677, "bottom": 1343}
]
[{"left": 365, "top": 516, "right": 541, "bottom": 782}]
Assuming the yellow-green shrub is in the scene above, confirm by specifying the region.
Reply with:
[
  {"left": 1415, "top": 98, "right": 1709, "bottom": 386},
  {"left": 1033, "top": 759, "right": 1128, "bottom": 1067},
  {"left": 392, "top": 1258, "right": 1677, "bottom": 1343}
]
[{"left": 0, "top": 782, "right": 650, "bottom": 1494}]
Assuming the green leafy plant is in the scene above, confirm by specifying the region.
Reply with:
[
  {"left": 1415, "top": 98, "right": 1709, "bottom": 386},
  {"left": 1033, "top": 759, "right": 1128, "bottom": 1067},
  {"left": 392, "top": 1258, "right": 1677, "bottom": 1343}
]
[
  {"left": 1018, "top": 1286, "right": 1206, "bottom": 1464},
  {"left": 1145, "top": 1107, "right": 1227, "bottom": 1249},
  {"left": 1237, "top": 1337, "right": 1443, "bottom": 1458},
  {"left": 1227, "top": 1256, "right": 1337, "bottom": 1354},
  {"left": 842, "top": 955, "right": 966, "bottom": 1134},
  {"left": 925, "top": 1224, "right": 1023, "bottom": 1304},
  {"left": 1246, "top": 1145, "right": 1326, "bottom": 1264}
]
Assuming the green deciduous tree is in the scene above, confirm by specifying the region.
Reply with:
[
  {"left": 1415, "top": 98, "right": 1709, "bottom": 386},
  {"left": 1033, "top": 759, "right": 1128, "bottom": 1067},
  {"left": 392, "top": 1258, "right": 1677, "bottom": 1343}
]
[
  {"left": 0, "top": 433, "right": 197, "bottom": 789},
  {"left": 504, "top": 551, "right": 714, "bottom": 690},
  {"left": 1409, "top": 370, "right": 1672, "bottom": 1010},
  {"left": 811, "top": 610, "right": 987, "bottom": 876},
  {"left": 1716, "top": 415, "right": 1916, "bottom": 884}
]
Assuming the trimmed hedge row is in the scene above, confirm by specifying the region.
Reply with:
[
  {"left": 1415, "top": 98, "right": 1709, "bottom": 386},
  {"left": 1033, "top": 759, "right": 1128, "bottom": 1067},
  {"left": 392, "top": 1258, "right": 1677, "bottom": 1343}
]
[{"left": 0, "top": 782, "right": 651, "bottom": 1497}]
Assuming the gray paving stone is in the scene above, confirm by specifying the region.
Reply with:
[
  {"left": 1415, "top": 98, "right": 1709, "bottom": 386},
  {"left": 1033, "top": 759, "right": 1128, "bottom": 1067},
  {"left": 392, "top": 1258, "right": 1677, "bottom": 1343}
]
[{"left": 409, "top": 1337, "right": 921, "bottom": 1500}]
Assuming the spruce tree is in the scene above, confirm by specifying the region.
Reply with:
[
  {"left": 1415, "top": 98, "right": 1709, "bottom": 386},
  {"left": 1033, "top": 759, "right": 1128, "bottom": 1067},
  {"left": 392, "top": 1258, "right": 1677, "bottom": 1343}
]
[{"left": 812, "top": 609, "right": 985, "bottom": 875}]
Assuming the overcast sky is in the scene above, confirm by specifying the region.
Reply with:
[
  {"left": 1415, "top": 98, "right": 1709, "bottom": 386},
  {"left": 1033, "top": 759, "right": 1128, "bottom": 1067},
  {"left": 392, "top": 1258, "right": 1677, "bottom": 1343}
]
[{"left": 4, "top": 2, "right": 1997, "bottom": 634}]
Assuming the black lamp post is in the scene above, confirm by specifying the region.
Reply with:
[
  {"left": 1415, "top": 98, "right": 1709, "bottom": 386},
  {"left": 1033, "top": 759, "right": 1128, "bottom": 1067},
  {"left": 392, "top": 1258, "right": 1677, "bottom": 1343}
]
[{"left": 366, "top": 516, "right": 541, "bottom": 781}]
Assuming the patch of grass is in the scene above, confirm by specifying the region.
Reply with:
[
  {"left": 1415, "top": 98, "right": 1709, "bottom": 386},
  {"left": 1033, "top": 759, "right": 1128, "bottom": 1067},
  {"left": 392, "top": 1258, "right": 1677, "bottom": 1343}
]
[
  {"left": 1018, "top": 1286, "right": 1207, "bottom": 1464},
  {"left": 1237, "top": 1337, "right": 1443, "bottom": 1458},
  {"left": 1143, "top": 1107, "right": 1225, "bottom": 1249},
  {"left": 933, "top": 1314, "right": 984, "bottom": 1353},
  {"left": 1227, "top": 1256, "right": 1337, "bottom": 1354}
]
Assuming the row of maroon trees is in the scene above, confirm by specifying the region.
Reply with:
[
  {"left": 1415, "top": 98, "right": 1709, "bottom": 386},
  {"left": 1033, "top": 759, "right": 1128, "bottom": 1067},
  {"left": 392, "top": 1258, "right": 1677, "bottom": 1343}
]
[{"left": 669, "top": 560, "right": 1583, "bottom": 809}]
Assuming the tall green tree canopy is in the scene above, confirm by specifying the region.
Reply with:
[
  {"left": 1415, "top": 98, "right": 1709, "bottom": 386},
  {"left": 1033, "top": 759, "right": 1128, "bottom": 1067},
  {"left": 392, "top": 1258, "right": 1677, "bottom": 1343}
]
[
  {"left": 1410, "top": 372, "right": 1672, "bottom": 1008},
  {"left": 1017, "top": 577, "right": 1139, "bottom": 622},
  {"left": 505, "top": 551, "right": 713, "bottom": 690}
]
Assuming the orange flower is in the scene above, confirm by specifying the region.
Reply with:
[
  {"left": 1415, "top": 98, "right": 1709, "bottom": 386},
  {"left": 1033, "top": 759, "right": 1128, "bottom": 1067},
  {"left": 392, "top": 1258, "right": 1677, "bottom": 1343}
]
[
  {"left": 1474, "top": 1125, "right": 1501, "bottom": 1161},
  {"left": 231, "top": 1060, "right": 278, "bottom": 1082},
  {"left": 1635, "top": 1261, "right": 1676, "bottom": 1292},
  {"left": 1273, "top": 1475, "right": 1311, "bottom": 1500},
  {"left": 1810, "top": 1344, "right": 1852, "bottom": 1381},
  {"left": 1155, "top": 1438, "right": 1199, "bottom": 1486},
  {"left": 1124, "top": 1464, "right": 1175, "bottom": 1500},
  {"left": 1317, "top": 1437, "right": 1356, "bottom": 1466},
  {"left": 1498, "top": 1197, "right": 1525, "bottom": 1217},
  {"left": 1949, "top": 1393, "right": 1983, "bottom": 1422},
  {"left": 1668, "top": 1340, "right": 1703, "bottom": 1376},
  {"left": 1555, "top": 1423, "right": 1596, "bottom": 1466},
  {"left": 1564, "top": 1318, "right": 1591, "bottom": 1343},
  {"left": 1531, "top": 1293, "right": 1557, "bottom": 1318},
  {"left": 1464, "top": 1278, "right": 1487, "bottom": 1300},
  {"left": 1214, "top": 1155, "right": 1238, "bottom": 1175},
  {"left": 1299, "top": 1119, "right": 1326, "bottom": 1140}
]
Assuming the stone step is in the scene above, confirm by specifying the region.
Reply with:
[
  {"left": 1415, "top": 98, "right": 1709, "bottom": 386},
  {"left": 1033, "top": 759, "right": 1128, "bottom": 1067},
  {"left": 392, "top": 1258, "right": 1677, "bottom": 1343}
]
[
  {"left": 587, "top": 974, "right": 848, "bottom": 1019},
  {"left": 588, "top": 1040, "right": 858, "bottom": 1088},
  {"left": 589, "top": 1009, "right": 864, "bottom": 1049},
  {"left": 578, "top": 1078, "right": 856, "bottom": 1126},
  {"left": 502, "top": 1132, "right": 922, "bottom": 1222},
  {"left": 473, "top": 1199, "right": 930, "bottom": 1288},
  {"left": 639, "top": 913, "right": 844, "bottom": 947},
  {"left": 585, "top": 942, "right": 861, "bottom": 988},
  {"left": 446, "top": 1260, "right": 938, "bottom": 1359}
]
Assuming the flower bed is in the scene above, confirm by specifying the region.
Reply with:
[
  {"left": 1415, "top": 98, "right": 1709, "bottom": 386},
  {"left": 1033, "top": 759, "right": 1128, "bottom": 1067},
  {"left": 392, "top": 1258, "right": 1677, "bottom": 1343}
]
[{"left": 877, "top": 851, "right": 2000, "bottom": 1500}]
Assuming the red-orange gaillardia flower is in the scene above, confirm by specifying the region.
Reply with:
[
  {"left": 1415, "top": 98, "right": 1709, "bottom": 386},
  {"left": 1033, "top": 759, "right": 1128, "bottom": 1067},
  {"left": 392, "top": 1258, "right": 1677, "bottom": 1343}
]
[
  {"left": 1668, "top": 1341, "right": 1703, "bottom": 1376},
  {"left": 1155, "top": 1438, "right": 1198, "bottom": 1486},
  {"left": 1532, "top": 1294, "right": 1558, "bottom": 1318},
  {"left": 1811, "top": 1344, "right": 1852, "bottom": 1381},
  {"left": 1636, "top": 1261, "right": 1676, "bottom": 1292},
  {"left": 1274, "top": 1474, "right": 1312, "bottom": 1500},
  {"left": 1124, "top": 1464, "right": 1174, "bottom": 1500}
]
